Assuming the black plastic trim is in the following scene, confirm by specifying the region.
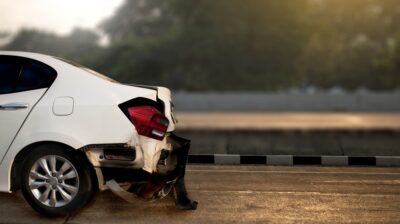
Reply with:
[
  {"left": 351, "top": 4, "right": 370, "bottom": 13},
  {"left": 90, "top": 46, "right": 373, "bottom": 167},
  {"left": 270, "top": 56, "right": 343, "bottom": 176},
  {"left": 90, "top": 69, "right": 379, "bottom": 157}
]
[
  {"left": 293, "top": 156, "right": 322, "bottom": 165},
  {"left": 78, "top": 143, "right": 129, "bottom": 151},
  {"left": 348, "top": 157, "right": 376, "bottom": 166},
  {"left": 104, "top": 148, "right": 136, "bottom": 161},
  {"left": 240, "top": 155, "right": 267, "bottom": 164},
  {"left": 101, "top": 167, "right": 150, "bottom": 182},
  {"left": 187, "top": 155, "right": 214, "bottom": 164}
]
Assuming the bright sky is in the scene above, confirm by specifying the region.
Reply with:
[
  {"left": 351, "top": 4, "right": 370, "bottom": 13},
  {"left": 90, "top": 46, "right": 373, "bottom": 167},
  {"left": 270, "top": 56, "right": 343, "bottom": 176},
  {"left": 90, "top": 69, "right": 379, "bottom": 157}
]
[{"left": 0, "top": 0, "right": 124, "bottom": 35}]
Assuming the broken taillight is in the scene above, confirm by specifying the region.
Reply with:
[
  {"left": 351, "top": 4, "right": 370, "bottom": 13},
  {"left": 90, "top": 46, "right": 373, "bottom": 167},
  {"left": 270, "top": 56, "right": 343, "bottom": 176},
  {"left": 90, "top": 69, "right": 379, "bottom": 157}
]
[{"left": 127, "top": 106, "right": 169, "bottom": 140}]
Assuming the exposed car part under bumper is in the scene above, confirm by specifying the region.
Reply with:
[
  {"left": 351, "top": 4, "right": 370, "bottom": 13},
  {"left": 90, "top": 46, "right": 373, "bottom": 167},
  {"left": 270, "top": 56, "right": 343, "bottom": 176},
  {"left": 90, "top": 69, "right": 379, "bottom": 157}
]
[
  {"left": 105, "top": 179, "right": 173, "bottom": 203},
  {"left": 83, "top": 133, "right": 191, "bottom": 195},
  {"left": 83, "top": 143, "right": 143, "bottom": 169}
]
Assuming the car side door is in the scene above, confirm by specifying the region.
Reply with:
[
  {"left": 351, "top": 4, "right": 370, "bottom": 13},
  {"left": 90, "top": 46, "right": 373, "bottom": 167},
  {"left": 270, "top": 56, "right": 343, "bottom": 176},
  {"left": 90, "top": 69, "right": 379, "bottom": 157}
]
[{"left": 0, "top": 55, "right": 57, "bottom": 163}]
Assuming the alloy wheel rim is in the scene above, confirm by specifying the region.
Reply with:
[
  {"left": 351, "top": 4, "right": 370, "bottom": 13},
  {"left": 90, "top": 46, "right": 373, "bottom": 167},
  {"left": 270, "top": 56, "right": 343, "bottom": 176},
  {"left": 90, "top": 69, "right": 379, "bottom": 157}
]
[{"left": 29, "top": 155, "right": 79, "bottom": 207}]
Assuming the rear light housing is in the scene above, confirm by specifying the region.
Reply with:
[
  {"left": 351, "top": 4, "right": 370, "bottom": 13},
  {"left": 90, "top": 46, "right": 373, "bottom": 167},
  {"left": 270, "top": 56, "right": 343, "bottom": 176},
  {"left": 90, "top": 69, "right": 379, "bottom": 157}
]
[{"left": 127, "top": 106, "right": 169, "bottom": 140}]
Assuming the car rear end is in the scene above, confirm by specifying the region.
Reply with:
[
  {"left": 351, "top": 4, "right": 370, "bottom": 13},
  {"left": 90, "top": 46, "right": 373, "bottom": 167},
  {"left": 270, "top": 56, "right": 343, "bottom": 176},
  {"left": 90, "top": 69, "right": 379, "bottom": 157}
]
[{"left": 83, "top": 85, "right": 188, "bottom": 191}]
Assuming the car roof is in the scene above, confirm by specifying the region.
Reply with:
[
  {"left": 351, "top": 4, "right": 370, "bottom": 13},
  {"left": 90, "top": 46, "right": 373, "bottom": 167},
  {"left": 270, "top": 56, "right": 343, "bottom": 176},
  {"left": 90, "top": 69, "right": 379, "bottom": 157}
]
[
  {"left": 0, "top": 51, "right": 120, "bottom": 84},
  {"left": 0, "top": 51, "right": 58, "bottom": 63},
  {"left": 0, "top": 50, "right": 84, "bottom": 75}
]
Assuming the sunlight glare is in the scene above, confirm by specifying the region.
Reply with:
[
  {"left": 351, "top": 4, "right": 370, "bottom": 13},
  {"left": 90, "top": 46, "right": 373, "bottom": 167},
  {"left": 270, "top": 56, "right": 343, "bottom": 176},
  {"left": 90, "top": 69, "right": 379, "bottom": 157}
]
[{"left": 0, "top": 0, "right": 124, "bottom": 34}]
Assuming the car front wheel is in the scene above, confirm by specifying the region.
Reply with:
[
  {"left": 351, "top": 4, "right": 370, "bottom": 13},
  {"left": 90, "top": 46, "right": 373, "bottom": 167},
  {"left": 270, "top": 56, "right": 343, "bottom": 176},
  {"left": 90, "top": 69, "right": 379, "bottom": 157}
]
[{"left": 20, "top": 144, "right": 93, "bottom": 216}]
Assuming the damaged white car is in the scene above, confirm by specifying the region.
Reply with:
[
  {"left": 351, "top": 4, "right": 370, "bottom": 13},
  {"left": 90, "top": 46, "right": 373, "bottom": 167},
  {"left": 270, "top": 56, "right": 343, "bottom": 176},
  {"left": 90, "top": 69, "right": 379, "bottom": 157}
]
[{"left": 0, "top": 51, "right": 197, "bottom": 216}]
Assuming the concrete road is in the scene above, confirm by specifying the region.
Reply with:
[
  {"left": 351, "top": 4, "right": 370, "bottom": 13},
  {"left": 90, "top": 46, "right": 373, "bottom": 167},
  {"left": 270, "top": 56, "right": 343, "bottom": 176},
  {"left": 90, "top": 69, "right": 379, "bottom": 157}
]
[
  {"left": 1, "top": 165, "right": 400, "bottom": 224},
  {"left": 175, "top": 112, "right": 400, "bottom": 130}
]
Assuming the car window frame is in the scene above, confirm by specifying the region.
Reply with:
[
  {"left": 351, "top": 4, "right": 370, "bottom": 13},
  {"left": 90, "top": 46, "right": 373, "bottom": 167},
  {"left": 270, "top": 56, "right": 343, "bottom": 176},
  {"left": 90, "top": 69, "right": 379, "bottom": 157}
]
[{"left": 0, "top": 55, "right": 58, "bottom": 95}]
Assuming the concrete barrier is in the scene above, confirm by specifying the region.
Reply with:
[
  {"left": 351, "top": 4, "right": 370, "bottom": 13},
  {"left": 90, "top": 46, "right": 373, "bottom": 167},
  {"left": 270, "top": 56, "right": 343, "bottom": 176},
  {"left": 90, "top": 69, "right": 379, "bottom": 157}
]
[
  {"left": 187, "top": 154, "right": 400, "bottom": 166},
  {"left": 173, "top": 91, "right": 400, "bottom": 112},
  {"left": 177, "top": 129, "right": 400, "bottom": 156}
]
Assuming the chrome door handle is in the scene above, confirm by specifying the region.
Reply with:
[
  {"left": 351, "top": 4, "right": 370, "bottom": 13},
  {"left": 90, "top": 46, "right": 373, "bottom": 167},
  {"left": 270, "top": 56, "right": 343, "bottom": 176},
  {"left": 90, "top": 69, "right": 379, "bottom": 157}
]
[{"left": 0, "top": 103, "right": 30, "bottom": 110}]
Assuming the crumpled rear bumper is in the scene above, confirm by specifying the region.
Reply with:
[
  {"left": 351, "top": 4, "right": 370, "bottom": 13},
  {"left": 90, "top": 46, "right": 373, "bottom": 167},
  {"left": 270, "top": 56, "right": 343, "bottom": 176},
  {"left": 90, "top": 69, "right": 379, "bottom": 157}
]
[{"left": 83, "top": 133, "right": 190, "bottom": 190}]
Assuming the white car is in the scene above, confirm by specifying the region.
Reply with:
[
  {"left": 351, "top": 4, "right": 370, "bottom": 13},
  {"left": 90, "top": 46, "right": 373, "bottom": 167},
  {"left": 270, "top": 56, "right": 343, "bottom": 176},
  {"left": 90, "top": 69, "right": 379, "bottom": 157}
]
[{"left": 0, "top": 51, "right": 197, "bottom": 216}]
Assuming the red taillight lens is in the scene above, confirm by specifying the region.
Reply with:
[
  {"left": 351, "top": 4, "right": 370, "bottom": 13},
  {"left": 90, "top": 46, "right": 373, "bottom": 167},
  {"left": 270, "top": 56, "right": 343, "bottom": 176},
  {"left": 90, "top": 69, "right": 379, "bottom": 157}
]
[{"left": 127, "top": 106, "right": 169, "bottom": 140}]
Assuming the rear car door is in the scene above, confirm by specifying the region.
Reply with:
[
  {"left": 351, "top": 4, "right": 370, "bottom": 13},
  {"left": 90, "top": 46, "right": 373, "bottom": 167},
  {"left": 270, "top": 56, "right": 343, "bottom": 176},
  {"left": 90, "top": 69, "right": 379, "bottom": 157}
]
[{"left": 0, "top": 55, "right": 57, "bottom": 163}]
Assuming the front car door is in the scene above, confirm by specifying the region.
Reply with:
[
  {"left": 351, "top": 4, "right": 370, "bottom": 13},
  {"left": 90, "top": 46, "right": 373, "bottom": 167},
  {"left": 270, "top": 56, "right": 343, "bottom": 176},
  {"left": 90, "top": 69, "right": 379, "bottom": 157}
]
[{"left": 0, "top": 55, "right": 57, "bottom": 164}]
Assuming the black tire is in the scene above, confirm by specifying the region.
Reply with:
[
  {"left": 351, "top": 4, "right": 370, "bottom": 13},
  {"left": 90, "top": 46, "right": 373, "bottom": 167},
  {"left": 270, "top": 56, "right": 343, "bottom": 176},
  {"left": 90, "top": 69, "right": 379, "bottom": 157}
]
[{"left": 20, "top": 143, "right": 93, "bottom": 216}]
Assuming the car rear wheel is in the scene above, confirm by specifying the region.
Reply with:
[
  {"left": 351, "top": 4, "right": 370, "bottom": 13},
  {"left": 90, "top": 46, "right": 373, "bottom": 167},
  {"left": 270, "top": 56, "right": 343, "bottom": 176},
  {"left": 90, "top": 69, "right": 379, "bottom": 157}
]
[{"left": 20, "top": 144, "right": 93, "bottom": 216}]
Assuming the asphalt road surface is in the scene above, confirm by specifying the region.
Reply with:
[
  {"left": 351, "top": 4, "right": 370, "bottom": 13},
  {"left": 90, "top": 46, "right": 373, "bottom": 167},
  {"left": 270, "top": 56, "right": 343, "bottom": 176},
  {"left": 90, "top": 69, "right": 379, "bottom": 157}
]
[{"left": 1, "top": 165, "right": 400, "bottom": 224}]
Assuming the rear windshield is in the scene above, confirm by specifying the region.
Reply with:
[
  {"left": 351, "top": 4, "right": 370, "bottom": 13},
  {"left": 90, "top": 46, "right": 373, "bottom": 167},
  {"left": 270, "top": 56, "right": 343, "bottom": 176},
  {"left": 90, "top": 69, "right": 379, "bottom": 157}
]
[{"left": 54, "top": 57, "right": 118, "bottom": 83}]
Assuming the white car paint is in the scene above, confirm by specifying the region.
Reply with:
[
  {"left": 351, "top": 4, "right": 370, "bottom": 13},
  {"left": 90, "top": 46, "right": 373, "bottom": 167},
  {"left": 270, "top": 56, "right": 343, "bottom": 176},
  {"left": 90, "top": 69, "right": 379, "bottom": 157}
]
[
  {"left": 0, "top": 89, "right": 47, "bottom": 162},
  {"left": 0, "top": 51, "right": 175, "bottom": 192},
  {"left": 53, "top": 96, "right": 74, "bottom": 116}
]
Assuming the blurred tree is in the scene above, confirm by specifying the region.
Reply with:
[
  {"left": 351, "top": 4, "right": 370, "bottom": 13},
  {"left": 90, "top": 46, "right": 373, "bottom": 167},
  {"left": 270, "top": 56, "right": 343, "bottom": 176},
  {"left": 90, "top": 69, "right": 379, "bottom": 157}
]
[
  {"left": 3, "top": 28, "right": 102, "bottom": 65},
  {"left": 4, "top": 29, "right": 60, "bottom": 54},
  {"left": 100, "top": 0, "right": 177, "bottom": 42},
  {"left": 0, "top": 31, "right": 10, "bottom": 39},
  {"left": 3, "top": 0, "right": 400, "bottom": 91},
  {"left": 296, "top": 0, "right": 400, "bottom": 90},
  {"left": 99, "top": 0, "right": 310, "bottom": 90},
  {"left": 372, "top": 35, "right": 400, "bottom": 90}
]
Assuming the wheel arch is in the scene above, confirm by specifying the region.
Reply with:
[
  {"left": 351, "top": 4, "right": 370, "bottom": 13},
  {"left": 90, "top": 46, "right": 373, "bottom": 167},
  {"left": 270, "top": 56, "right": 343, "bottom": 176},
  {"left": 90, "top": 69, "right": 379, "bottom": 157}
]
[{"left": 10, "top": 141, "right": 99, "bottom": 192}]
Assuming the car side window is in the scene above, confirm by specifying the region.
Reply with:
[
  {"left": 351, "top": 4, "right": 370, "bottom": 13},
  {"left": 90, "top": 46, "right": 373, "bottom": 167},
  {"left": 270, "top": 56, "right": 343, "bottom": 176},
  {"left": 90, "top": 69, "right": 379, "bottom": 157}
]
[
  {"left": 0, "top": 55, "right": 57, "bottom": 94},
  {"left": 16, "top": 61, "right": 57, "bottom": 92},
  {"left": 0, "top": 59, "right": 22, "bottom": 94}
]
